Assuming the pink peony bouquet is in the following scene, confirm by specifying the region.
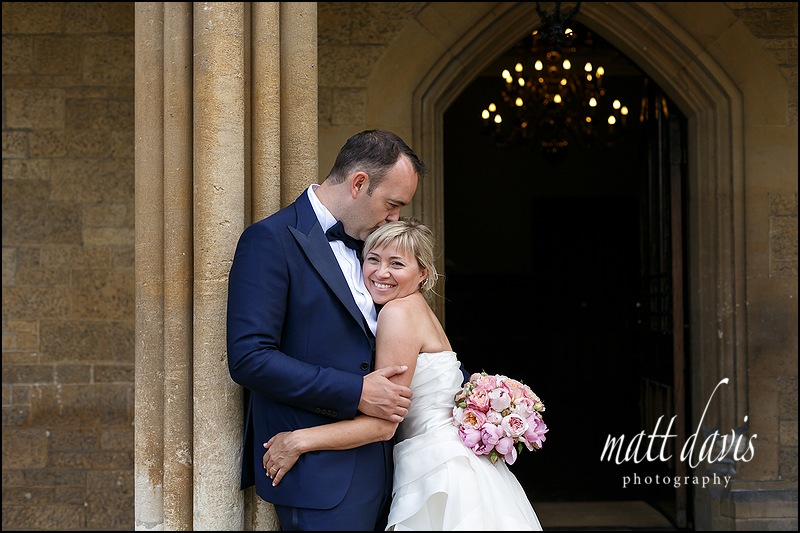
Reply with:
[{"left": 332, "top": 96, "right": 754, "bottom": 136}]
[{"left": 452, "top": 371, "right": 548, "bottom": 465}]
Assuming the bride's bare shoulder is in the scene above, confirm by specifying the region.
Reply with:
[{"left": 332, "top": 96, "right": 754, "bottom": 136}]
[{"left": 378, "top": 294, "right": 428, "bottom": 320}]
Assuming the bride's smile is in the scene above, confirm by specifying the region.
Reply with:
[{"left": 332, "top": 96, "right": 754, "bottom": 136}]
[{"left": 363, "top": 242, "right": 427, "bottom": 305}]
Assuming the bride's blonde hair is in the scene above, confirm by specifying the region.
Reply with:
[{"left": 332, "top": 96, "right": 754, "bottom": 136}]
[{"left": 362, "top": 217, "right": 439, "bottom": 296}]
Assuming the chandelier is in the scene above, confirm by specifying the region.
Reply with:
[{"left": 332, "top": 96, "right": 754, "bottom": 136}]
[{"left": 480, "top": 2, "right": 630, "bottom": 160}]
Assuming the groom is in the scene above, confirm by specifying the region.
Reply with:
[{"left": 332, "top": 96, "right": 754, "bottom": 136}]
[{"left": 226, "top": 130, "right": 426, "bottom": 530}]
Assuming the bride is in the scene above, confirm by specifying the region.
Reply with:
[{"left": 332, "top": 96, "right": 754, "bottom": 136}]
[{"left": 262, "top": 218, "right": 543, "bottom": 531}]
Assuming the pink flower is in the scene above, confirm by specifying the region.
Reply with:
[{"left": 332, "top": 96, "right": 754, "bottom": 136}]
[
  {"left": 524, "top": 387, "right": 545, "bottom": 412},
  {"left": 474, "top": 373, "right": 499, "bottom": 390},
  {"left": 468, "top": 372, "right": 483, "bottom": 383},
  {"left": 458, "top": 427, "right": 483, "bottom": 449},
  {"left": 495, "top": 436, "right": 518, "bottom": 465},
  {"left": 466, "top": 387, "right": 491, "bottom": 411},
  {"left": 485, "top": 409, "right": 503, "bottom": 425},
  {"left": 524, "top": 414, "right": 549, "bottom": 449},
  {"left": 454, "top": 406, "right": 487, "bottom": 430},
  {"left": 481, "top": 422, "right": 504, "bottom": 447},
  {"left": 470, "top": 436, "right": 493, "bottom": 456},
  {"left": 501, "top": 413, "right": 529, "bottom": 438},
  {"left": 511, "top": 396, "right": 536, "bottom": 416},
  {"left": 452, "top": 371, "right": 548, "bottom": 466},
  {"left": 488, "top": 386, "right": 512, "bottom": 411},
  {"left": 504, "top": 378, "right": 527, "bottom": 399}
]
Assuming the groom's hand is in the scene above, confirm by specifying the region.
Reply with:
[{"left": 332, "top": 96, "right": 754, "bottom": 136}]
[{"left": 359, "top": 365, "right": 413, "bottom": 423}]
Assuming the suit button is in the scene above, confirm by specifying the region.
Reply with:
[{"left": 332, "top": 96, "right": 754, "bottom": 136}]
[{"left": 360, "top": 362, "right": 370, "bottom": 371}]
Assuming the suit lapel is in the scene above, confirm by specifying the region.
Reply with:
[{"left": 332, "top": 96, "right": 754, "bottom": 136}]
[{"left": 289, "top": 194, "right": 374, "bottom": 343}]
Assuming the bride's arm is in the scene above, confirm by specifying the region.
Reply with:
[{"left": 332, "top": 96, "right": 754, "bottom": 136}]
[
  {"left": 262, "top": 413, "right": 395, "bottom": 485},
  {"left": 263, "top": 301, "right": 420, "bottom": 485}
]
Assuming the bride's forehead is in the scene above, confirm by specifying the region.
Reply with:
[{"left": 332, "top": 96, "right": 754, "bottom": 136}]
[{"left": 372, "top": 240, "right": 412, "bottom": 255}]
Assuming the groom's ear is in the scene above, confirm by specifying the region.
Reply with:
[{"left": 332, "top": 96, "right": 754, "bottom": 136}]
[{"left": 351, "top": 173, "right": 368, "bottom": 197}]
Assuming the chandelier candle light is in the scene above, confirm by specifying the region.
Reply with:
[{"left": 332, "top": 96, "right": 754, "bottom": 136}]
[{"left": 481, "top": 2, "right": 629, "bottom": 159}]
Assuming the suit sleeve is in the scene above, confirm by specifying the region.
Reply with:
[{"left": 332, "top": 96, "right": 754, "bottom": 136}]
[{"left": 226, "top": 222, "right": 363, "bottom": 420}]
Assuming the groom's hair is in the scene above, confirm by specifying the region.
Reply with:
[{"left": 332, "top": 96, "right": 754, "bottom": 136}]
[{"left": 324, "top": 129, "right": 426, "bottom": 193}]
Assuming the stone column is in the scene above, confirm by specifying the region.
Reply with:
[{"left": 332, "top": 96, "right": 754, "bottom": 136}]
[
  {"left": 134, "top": 3, "right": 317, "bottom": 530},
  {"left": 134, "top": 3, "right": 165, "bottom": 531},
  {"left": 251, "top": 2, "right": 282, "bottom": 221},
  {"left": 278, "top": 2, "right": 319, "bottom": 205},
  {"left": 163, "top": 4, "right": 194, "bottom": 530},
  {"left": 192, "top": 3, "right": 249, "bottom": 530}
]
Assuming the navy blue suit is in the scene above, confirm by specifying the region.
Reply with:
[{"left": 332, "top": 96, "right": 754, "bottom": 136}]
[{"left": 226, "top": 190, "right": 392, "bottom": 529}]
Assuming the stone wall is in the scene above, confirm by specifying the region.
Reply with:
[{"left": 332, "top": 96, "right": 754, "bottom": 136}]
[
  {"left": 1, "top": 2, "right": 797, "bottom": 531},
  {"left": 2, "top": 2, "right": 135, "bottom": 530}
]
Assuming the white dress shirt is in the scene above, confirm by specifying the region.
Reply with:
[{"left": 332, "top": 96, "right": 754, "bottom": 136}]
[{"left": 307, "top": 184, "right": 378, "bottom": 336}]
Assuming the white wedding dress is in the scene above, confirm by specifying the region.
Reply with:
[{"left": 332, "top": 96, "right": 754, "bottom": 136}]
[{"left": 386, "top": 351, "right": 543, "bottom": 531}]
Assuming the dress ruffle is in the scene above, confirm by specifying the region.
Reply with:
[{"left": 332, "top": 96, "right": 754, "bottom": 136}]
[{"left": 386, "top": 352, "right": 542, "bottom": 531}]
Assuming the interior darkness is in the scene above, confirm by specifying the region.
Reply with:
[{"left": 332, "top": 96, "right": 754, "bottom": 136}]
[{"left": 442, "top": 23, "right": 675, "bottom": 505}]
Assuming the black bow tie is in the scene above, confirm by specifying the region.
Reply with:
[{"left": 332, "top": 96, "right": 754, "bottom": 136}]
[{"left": 325, "top": 221, "right": 364, "bottom": 259}]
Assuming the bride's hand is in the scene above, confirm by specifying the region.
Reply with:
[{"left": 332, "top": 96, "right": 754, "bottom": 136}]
[{"left": 262, "top": 432, "right": 302, "bottom": 486}]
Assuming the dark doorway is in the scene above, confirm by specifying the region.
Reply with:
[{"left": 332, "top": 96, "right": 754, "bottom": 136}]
[{"left": 442, "top": 21, "right": 688, "bottom": 526}]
